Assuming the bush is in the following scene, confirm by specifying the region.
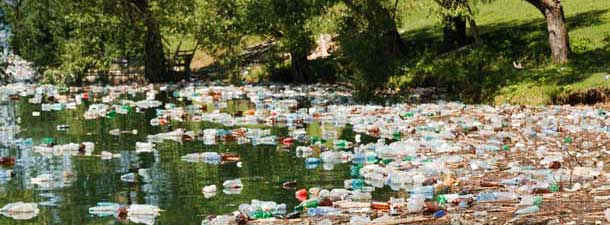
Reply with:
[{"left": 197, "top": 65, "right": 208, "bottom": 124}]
[
  {"left": 571, "top": 36, "right": 593, "bottom": 54},
  {"left": 337, "top": 12, "right": 402, "bottom": 101}
]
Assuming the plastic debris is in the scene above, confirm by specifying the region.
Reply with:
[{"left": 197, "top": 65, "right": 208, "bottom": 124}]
[{"left": 0, "top": 202, "right": 40, "bottom": 220}]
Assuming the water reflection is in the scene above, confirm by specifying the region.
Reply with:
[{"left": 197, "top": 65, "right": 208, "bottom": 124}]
[{"left": 0, "top": 96, "right": 397, "bottom": 225}]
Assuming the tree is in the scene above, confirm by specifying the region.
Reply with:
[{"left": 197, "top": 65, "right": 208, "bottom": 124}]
[
  {"left": 342, "top": 0, "right": 405, "bottom": 56},
  {"left": 337, "top": 0, "right": 405, "bottom": 99},
  {"left": 1, "top": 0, "right": 196, "bottom": 83},
  {"left": 192, "top": 0, "right": 251, "bottom": 83},
  {"left": 246, "top": 0, "right": 332, "bottom": 83},
  {"left": 525, "top": 0, "right": 569, "bottom": 64},
  {"left": 133, "top": 0, "right": 197, "bottom": 82},
  {"left": 133, "top": 0, "right": 166, "bottom": 82},
  {"left": 0, "top": 0, "right": 69, "bottom": 69},
  {"left": 194, "top": 0, "right": 333, "bottom": 83},
  {"left": 434, "top": 0, "right": 480, "bottom": 50}
]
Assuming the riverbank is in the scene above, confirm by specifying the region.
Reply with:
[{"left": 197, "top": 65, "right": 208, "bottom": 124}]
[
  {"left": 182, "top": 0, "right": 609, "bottom": 106},
  {"left": 389, "top": 0, "right": 610, "bottom": 106}
]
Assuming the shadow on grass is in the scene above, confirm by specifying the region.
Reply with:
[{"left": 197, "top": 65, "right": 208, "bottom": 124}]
[{"left": 399, "top": 8, "right": 610, "bottom": 104}]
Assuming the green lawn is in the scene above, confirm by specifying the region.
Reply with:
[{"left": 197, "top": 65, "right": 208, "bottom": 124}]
[
  {"left": 396, "top": 0, "right": 610, "bottom": 105},
  {"left": 170, "top": 0, "right": 610, "bottom": 105}
]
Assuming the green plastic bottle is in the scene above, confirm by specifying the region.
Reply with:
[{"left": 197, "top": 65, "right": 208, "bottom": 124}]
[
  {"left": 436, "top": 194, "right": 447, "bottom": 205},
  {"left": 42, "top": 137, "right": 54, "bottom": 145},
  {"left": 58, "top": 86, "right": 69, "bottom": 94},
  {"left": 350, "top": 165, "right": 363, "bottom": 177},
  {"left": 463, "top": 126, "right": 470, "bottom": 132},
  {"left": 253, "top": 211, "right": 272, "bottom": 219},
  {"left": 382, "top": 159, "right": 394, "bottom": 165},
  {"left": 121, "top": 105, "right": 131, "bottom": 113},
  {"left": 106, "top": 110, "right": 116, "bottom": 119},
  {"left": 294, "top": 199, "right": 319, "bottom": 211},
  {"left": 550, "top": 184, "right": 560, "bottom": 192},
  {"left": 310, "top": 136, "right": 325, "bottom": 144},
  {"left": 421, "top": 158, "right": 432, "bottom": 163},
  {"left": 533, "top": 196, "right": 543, "bottom": 206},
  {"left": 334, "top": 140, "right": 350, "bottom": 149},
  {"left": 392, "top": 132, "right": 401, "bottom": 140}
]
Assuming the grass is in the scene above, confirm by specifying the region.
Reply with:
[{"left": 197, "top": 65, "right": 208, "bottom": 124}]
[
  {"left": 162, "top": 0, "right": 610, "bottom": 105},
  {"left": 394, "top": 0, "right": 610, "bottom": 105},
  {"left": 164, "top": 34, "right": 216, "bottom": 72}
]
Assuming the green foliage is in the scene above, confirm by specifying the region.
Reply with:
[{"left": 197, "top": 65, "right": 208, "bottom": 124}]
[
  {"left": 1, "top": 0, "right": 610, "bottom": 105},
  {"left": 0, "top": 0, "right": 70, "bottom": 68},
  {"left": 193, "top": 0, "right": 335, "bottom": 83},
  {"left": 337, "top": 0, "right": 404, "bottom": 100},
  {"left": 1, "top": 0, "right": 196, "bottom": 84},
  {"left": 571, "top": 36, "right": 593, "bottom": 54},
  {"left": 192, "top": 0, "right": 251, "bottom": 82}
]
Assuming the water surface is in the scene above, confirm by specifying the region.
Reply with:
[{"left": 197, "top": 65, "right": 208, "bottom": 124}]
[{"left": 0, "top": 96, "right": 397, "bottom": 225}]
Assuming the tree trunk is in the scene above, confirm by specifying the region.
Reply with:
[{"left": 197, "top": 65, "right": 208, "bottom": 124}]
[
  {"left": 545, "top": 5, "right": 569, "bottom": 63},
  {"left": 526, "top": 0, "right": 569, "bottom": 64},
  {"left": 468, "top": 18, "right": 480, "bottom": 45},
  {"left": 343, "top": 0, "right": 405, "bottom": 56},
  {"left": 443, "top": 16, "right": 467, "bottom": 50},
  {"left": 144, "top": 18, "right": 167, "bottom": 82},
  {"left": 387, "top": 26, "right": 405, "bottom": 57},
  {"left": 290, "top": 51, "right": 308, "bottom": 83},
  {"left": 134, "top": 0, "right": 167, "bottom": 82},
  {"left": 465, "top": 4, "right": 481, "bottom": 45}
]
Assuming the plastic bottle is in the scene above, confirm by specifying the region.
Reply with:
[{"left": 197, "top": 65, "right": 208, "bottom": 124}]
[
  {"left": 350, "top": 165, "right": 363, "bottom": 177},
  {"left": 350, "top": 191, "right": 372, "bottom": 201},
  {"left": 89, "top": 202, "right": 120, "bottom": 216},
  {"left": 42, "top": 137, "right": 54, "bottom": 145},
  {"left": 296, "top": 146, "right": 313, "bottom": 158},
  {"left": 344, "top": 179, "right": 365, "bottom": 190},
  {"left": 515, "top": 205, "right": 539, "bottom": 215},
  {"left": 222, "top": 179, "right": 243, "bottom": 189},
  {"left": 518, "top": 195, "right": 542, "bottom": 206},
  {"left": 433, "top": 210, "right": 446, "bottom": 218},
  {"left": 333, "top": 139, "right": 353, "bottom": 149},
  {"left": 305, "top": 157, "right": 321, "bottom": 165},
  {"left": 352, "top": 153, "right": 365, "bottom": 165},
  {"left": 109, "top": 129, "right": 121, "bottom": 136},
  {"left": 294, "top": 199, "right": 319, "bottom": 211},
  {"left": 476, "top": 192, "right": 497, "bottom": 202},
  {"left": 120, "top": 173, "right": 136, "bottom": 183},
  {"left": 349, "top": 215, "right": 370, "bottom": 225},
  {"left": 252, "top": 210, "right": 272, "bottom": 219},
  {"left": 202, "top": 185, "right": 217, "bottom": 194},
  {"left": 307, "top": 207, "right": 338, "bottom": 216},
  {"left": 274, "top": 203, "right": 287, "bottom": 215},
  {"left": 56, "top": 124, "right": 70, "bottom": 131},
  {"left": 310, "top": 136, "right": 325, "bottom": 145},
  {"left": 0, "top": 202, "right": 39, "bottom": 213},
  {"left": 495, "top": 192, "right": 519, "bottom": 201},
  {"left": 408, "top": 186, "right": 434, "bottom": 199},
  {"left": 407, "top": 194, "right": 425, "bottom": 213},
  {"left": 128, "top": 204, "right": 161, "bottom": 215},
  {"left": 295, "top": 189, "right": 308, "bottom": 202}
]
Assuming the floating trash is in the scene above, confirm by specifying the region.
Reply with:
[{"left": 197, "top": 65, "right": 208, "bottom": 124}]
[{"left": 0, "top": 202, "right": 40, "bottom": 220}]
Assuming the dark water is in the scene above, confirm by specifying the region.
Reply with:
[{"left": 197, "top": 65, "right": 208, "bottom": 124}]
[{"left": 0, "top": 96, "right": 399, "bottom": 225}]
